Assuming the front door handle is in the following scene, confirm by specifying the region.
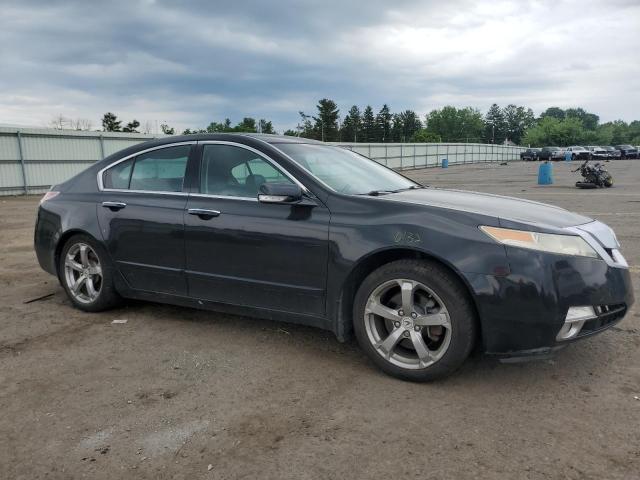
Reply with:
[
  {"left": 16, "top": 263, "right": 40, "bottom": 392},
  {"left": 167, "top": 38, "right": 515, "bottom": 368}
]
[
  {"left": 102, "top": 201, "right": 127, "bottom": 211},
  {"left": 187, "top": 208, "right": 221, "bottom": 220}
]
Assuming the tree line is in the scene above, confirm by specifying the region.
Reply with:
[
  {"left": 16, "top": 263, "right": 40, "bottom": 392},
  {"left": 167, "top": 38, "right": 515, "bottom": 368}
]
[
  {"left": 78, "top": 104, "right": 640, "bottom": 147},
  {"left": 286, "top": 100, "right": 640, "bottom": 146}
]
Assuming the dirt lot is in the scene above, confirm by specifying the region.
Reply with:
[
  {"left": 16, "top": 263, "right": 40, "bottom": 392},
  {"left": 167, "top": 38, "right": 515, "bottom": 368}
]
[{"left": 1, "top": 160, "right": 639, "bottom": 480}]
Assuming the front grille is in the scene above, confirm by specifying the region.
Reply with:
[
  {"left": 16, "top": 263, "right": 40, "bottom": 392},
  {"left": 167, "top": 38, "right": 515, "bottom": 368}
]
[{"left": 578, "top": 304, "right": 627, "bottom": 336}]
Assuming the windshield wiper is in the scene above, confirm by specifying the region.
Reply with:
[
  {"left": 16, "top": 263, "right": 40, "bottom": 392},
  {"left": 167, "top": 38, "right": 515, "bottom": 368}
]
[
  {"left": 358, "top": 190, "right": 394, "bottom": 196},
  {"left": 389, "top": 185, "right": 426, "bottom": 193},
  {"left": 357, "top": 185, "right": 426, "bottom": 196}
]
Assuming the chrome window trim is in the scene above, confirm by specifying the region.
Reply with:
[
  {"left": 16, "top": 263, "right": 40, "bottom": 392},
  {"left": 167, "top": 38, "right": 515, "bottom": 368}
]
[
  {"left": 197, "top": 140, "right": 310, "bottom": 196},
  {"left": 96, "top": 141, "right": 196, "bottom": 193},
  {"left": 189, "top": 193, "right": 257, "bottom": 202},
  {"left": 96, "top": 139, "right": 310, "bottom": 202}
]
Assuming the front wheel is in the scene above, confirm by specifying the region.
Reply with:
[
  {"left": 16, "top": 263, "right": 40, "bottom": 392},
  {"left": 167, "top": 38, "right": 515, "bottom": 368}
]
[
  {"left": 353, "top": 259, "right": 476, "bottom": 381},
  {"left": 603, "top": 174, "right": 613, "bottom": 187},
  {"left": 59, "top": 234, "right": 122, "bottom": 312}
]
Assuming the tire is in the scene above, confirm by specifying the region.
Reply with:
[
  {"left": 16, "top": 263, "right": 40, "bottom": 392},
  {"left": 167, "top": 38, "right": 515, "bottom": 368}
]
[
  {"left": 353, "top": 259, "right": 477, "bottom": 381},
  {"left": 58, "top": 234, "right": 122, "bottom": 312},
  {"left": 603, "top": 174, "right": 613, "bottom": 187}
]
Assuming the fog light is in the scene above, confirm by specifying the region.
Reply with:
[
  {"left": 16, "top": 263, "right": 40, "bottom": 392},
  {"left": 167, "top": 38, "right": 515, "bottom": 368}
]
[{"left": 556, "top": 306, "right": 596, "bottom": 341}]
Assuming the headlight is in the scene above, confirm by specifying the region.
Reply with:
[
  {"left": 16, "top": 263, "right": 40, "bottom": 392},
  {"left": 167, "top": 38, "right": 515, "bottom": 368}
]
[{"left": 480, "top": 226, "right": 599, "bottom": 258}]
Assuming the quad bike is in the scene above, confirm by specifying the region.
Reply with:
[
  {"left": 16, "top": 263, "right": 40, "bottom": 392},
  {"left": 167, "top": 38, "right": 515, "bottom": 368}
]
[{"left": 573, "top": 160, "right": 613, "bottom": 188}]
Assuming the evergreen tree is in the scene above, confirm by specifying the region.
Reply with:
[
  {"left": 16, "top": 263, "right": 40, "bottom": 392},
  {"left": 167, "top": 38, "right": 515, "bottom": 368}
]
[
  {"left": 395, "top": 110, "right": 422, "bottom": 142},
  {"left": 484, "top": 104, "right": 506, "bottom": 143},
  {"left": 122, "top": 119, "right": 140, "bottom": 133},
  {"left": 298, "top": 111, "right": 316, "bottom": 139},
  {"left": 102, "top": 112, "right": 121, "bottom": 132},
  {"left": 361, "top": 106, "right": 376, "bottom": 142},
  {"left": 313, "top": 99, "right": 340, "bottom": 141},
  {"left": 340, "top": 105, "right": 362, "bottom": 142},
  {"left": 375, "top": 104, "right": 392, "bottom": 142},
  {"left": 259, "top": 119, "right": 275, "bottom": 134}
]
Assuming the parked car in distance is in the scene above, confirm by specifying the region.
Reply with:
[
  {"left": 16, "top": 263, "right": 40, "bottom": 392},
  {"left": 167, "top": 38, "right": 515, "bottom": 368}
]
[
  {"left": 565, "top": 146, "right": 590, "bottom": 160},
  {"left": 520, "top": 148, "right": 541, "bottom": 161},
  {"left": 614, "top": 145, "right": 639, "bottom": 159},
  {"left": 602, "top": 146, "right": 621, "bottom": 159},
  {"left": 34, "top": 134, "right": 634, "bottom": 381},
  {"left": 585, "top": 146, "right": 610, "bottom": 160},
  {"left": 539, "top": 146, "right": 564, "bottom": 161}
]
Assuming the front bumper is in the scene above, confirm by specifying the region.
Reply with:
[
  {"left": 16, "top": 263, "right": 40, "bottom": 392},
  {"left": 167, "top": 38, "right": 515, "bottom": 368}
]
[{"left": 465, "top": 247, "right": 634, "bottom": 356}]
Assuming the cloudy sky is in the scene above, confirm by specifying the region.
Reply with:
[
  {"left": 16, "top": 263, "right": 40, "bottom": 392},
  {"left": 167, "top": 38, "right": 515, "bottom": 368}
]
[{"left": 1, "top": 0, "right": 639, "bottom": 133}]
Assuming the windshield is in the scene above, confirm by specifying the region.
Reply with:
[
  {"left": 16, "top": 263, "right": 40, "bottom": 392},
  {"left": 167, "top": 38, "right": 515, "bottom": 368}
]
[{"left": 275, "top": 143, "right": 418, "bottom": 195}]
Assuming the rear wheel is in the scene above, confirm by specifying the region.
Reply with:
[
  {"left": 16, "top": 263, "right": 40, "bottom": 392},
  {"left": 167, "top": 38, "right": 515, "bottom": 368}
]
[
  {"left": 353, "top": 259, "right": 476, "bottom": 381},
  {"left": 59, "top": 234, "right": 122, "bottom": 312}
]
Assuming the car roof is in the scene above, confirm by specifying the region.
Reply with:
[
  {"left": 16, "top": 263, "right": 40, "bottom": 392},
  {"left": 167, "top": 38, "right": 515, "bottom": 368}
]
[{"left": 96, "top": 133, "right": 324, "bottom": 167}]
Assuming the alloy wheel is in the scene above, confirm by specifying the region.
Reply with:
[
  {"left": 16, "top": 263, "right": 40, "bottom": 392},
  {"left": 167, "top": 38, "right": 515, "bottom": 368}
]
[
  {"left": 364, "top": 279, "right": 452, "bottom": 370},
  {"left": 64, "top": 243, "right": 103, "bottom": 304}
]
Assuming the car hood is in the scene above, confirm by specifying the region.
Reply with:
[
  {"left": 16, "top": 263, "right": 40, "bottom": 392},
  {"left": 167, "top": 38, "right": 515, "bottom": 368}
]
[{"left": 383, "top": 188, "right": 593, "bottom": 228}]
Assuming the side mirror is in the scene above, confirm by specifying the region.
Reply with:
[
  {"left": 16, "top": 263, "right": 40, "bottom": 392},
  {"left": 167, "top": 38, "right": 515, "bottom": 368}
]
[{"left": 258, "top": 183, "right": 303, "bottom": 204}]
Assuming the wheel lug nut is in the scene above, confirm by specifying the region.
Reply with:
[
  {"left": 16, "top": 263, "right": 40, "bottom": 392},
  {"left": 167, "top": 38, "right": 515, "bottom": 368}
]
[
  {"left": 398, "top": 310, "right": 404, "bottom": 316},
  {"left": 411, "top": 312, "right": 417, "bottom": 319},
  {"left": 403, "top": 331, "right": 410, "bottom": 338},
  {"left": 414, "top": 325, "right": 421, "bottom": 332},
  {"left": 394, "top": 321, "right": 401, "bottom": 328}
]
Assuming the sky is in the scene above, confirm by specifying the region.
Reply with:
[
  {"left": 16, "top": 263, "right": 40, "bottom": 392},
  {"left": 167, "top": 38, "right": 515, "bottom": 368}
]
[{"left": 1, "top": 0, "right": 639, "bottom": 134}]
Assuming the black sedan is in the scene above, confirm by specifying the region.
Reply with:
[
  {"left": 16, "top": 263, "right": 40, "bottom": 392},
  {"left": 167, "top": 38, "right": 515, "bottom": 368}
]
[
  {"left": 520, "top": 148, "right": 540, "bottom": 161},
  {"left": 34, "top": 134, "right": 634, "bottom": 381},
  {"left": 614, "top": 145, "right": 638, "bottom": 159},
  {"left": 538, "top": 146, "right": 564, "bottom": 161}
]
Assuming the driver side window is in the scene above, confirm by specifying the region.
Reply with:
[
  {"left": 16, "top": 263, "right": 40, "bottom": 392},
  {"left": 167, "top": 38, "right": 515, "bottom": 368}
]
[{"left": 201, "top": 145, "right": 293, "bottom": 198}]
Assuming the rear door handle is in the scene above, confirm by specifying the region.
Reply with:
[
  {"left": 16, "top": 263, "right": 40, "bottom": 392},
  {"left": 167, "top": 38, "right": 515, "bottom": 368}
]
[
  {"left": 187, "top": 208, "right": 221, "bottom": 219},
  {"left": 102, "top": 201, "right": 127, "bottom": 211}
]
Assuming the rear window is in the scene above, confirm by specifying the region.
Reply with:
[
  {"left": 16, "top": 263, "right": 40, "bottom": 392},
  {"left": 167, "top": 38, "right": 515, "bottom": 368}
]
[
  {"left": 103, "top": 158, "right": 133, "bottom": 189},
  {"left": 103, "top": 145, "right": 190, "bottom": 192}
]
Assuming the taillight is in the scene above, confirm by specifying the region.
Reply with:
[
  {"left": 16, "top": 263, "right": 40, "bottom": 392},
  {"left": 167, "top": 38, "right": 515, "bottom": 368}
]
[{"left": 40, "top": 191, "right": 60, "bottom": 204}]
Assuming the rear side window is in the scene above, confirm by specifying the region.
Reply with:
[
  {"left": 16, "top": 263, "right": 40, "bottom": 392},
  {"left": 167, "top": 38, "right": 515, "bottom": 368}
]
[
  {"left": 103, "top": 158, "right": 133, "bottom": 189},
  {"left": 103, "top": 145, "right": 190, "bottom": 192}
]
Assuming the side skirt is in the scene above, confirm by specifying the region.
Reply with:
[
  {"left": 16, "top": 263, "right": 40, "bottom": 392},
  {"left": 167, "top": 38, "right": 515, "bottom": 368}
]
[{"left": 113, "top": 271, "right": 333, "bottom": 333}]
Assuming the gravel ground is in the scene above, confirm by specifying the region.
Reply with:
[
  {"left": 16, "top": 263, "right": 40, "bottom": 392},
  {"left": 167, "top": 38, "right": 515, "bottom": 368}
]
[{"left": 1, "top": 159, "right": 639, "bottom": 480}]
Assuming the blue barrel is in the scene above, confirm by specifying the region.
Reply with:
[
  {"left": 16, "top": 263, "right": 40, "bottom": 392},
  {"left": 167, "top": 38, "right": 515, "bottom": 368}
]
[
  {"left": 441, "top": 158, "right": 448, "bottom": 168},
  {"left": 564, "top": 150, "right": 572, "bottom": 162},
  {"left": 538, "top": 162, "right": 553, "bottom": 185}
]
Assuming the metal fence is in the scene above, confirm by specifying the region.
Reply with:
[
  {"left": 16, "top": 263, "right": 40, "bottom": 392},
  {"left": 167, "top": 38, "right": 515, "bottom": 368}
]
[
  {"left": 0, "top": 127, "right": 525, "bottom": 195},
  {"left": 330, "top": 142, "right": 525, "bottom": 170},
  {"left": 0, "top": 127, "right": 162, "bottom": 196}
]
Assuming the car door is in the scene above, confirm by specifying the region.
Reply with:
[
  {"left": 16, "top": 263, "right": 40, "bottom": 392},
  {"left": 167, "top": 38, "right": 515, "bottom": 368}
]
[
  {"left": 96, "top": 143, "right": 194, "bottom": 295},
  {"left": 183, "top": 142, "right": 330, "bottom": 317}
]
